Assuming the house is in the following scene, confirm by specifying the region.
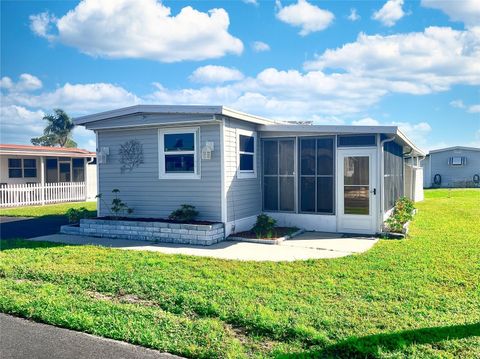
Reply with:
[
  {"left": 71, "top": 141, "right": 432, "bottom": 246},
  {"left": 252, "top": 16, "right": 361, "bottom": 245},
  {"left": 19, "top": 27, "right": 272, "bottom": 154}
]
[
  {"left": 75, "top": 105, "right": 425, "bottom": 236},
  {"left": 0, "top": 144, "right": 97, "bottom": 207},
  {"left": 422, "top": 146, "right": 480, "bottom": 188}
]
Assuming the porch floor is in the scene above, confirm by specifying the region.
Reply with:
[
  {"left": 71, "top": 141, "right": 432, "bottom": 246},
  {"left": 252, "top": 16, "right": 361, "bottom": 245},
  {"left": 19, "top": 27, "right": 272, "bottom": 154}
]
[{"left": 25, "top": 232, "right": 378, "bottom": 262}]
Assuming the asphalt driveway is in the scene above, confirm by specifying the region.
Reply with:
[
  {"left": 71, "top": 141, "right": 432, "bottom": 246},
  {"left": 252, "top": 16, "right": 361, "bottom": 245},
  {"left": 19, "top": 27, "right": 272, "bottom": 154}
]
[
  {"left": 0, "top": 314, "right": 181, "bottom": 359},
  {"left": 0, "top": 216, "right": 67, "bottom": 239}
]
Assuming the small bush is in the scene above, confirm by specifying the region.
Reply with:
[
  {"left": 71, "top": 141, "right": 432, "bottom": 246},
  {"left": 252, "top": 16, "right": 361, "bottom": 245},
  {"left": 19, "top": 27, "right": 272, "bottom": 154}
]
[
  {"left": 385, "top": 196, "right": 415, "bottom": 233},
  {"left": 96, "top": 189, "right": 133, "bottom": 220},
  {"left": 169, "top": 204, "right": 199, "bottom": 223},
  {"left": 66, "top": 207, "right": 91, "bottom": 224},
  {"left": 252, "top": 213, "right": 277, "bottom": 238}
]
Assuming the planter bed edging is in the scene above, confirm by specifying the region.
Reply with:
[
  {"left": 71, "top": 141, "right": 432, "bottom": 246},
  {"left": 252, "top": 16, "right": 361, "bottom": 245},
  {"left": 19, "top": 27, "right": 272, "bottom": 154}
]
[
  {"left": 227, "top": 229, "right": 304, "bottom": 245},
  {"left": 60, "top": 218, "right": 225, "bottom": 246}
]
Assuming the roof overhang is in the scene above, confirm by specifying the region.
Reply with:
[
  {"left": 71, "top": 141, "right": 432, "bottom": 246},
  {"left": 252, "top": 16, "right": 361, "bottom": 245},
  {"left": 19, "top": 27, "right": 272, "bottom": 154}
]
[
  {"left": 428, "top": 146, "right": 480, "bottom": 154},
  {"left": 258, "top": 124, "right": 426, "bottom": 157},
  {"left": 0, "top": 147, "right": 95, "bottom": 158},
  {"left": 74, "top": 105, "right": 278, "bottom": 127}
]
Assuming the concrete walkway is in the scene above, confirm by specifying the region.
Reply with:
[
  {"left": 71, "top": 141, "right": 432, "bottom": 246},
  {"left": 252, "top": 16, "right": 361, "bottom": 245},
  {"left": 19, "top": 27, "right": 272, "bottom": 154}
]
[{"left": 26, "top": 232, "right": 378, "bottom": 262}]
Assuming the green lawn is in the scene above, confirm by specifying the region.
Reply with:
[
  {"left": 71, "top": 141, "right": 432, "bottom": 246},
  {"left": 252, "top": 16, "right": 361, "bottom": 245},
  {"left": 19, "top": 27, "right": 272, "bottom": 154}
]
[
  {"left": 1, "top": 189, "right": 479, "bottom": 358},
  {"left": 0, "top": 201, "right": 96, "bottom": 217}
]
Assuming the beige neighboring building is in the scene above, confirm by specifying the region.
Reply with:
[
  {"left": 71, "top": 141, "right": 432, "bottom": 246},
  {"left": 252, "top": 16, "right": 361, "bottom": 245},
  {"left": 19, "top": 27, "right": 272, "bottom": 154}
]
[{"left": 0, "top": 144, "right": 97, "bottom": 207}]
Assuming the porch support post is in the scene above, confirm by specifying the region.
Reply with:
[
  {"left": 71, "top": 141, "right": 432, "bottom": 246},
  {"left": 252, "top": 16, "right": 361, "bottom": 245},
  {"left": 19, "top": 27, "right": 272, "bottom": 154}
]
[
  {"left": 84, "top": 157, "right": 88, "bottom": 201},
  {"left": 40, "top": 156, "right": 45, "bottom": 205}
]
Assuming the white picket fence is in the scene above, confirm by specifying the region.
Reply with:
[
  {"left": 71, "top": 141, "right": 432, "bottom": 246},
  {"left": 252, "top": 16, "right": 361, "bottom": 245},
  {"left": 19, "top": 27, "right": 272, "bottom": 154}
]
[{"left": 0, "top": 182, "right": 86, "bottom": 207}]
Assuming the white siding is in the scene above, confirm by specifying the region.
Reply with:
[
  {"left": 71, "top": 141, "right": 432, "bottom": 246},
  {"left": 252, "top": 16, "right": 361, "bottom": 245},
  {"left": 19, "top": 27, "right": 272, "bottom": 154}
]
[
  {"left": 0, "top": 155, "right": 40, "bottom": 184},
  {"left": 97, "top": 124, "right": 222, "bottom": 221}
]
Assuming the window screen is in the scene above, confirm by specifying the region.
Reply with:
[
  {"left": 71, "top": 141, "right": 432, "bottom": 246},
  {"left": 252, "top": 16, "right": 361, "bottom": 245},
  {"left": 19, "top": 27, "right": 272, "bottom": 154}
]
[
  {"left": 299, "top": 137, "right": 335, "bottom": 214},
  {"left": 262, "top": 139, "right": 295, "bottom": 212},
  {"left": 383, "top": 141, "right": 403, "bottom": 211},
  {"left": 338, "top": 135, "right": 376, "bottom": 147}
]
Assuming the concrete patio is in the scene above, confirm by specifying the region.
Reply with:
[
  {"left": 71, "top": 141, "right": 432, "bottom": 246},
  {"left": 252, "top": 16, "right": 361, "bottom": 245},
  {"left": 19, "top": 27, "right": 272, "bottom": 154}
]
[{"left": 26, "top": 232, "right": 378, "bottom": 262}]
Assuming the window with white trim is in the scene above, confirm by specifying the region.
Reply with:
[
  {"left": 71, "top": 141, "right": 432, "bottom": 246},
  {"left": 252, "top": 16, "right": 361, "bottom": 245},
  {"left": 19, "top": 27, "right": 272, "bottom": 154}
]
[
  {"left": 159, "top": 128, "right": 200, "bottom": 179},
  {"left": 449, "top": 156, "right": 465, "bottom": 166},
  {"left": 238, "top": 131, "right": 256, "bottom": 178},
  {"left": 8, "top": 158, "right": 37, "bottom": 178}
]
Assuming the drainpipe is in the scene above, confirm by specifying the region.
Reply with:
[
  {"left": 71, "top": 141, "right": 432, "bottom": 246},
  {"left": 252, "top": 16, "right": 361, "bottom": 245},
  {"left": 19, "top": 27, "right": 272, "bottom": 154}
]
[{"left": 379, "top": 135, "right": 395, "bottom": 230}]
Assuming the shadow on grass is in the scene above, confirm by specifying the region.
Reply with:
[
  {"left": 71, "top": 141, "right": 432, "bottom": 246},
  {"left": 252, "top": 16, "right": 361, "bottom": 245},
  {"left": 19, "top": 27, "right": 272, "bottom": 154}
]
[
  {"left": 277, "top": 322, "right": 480, "bottom": 358},
  {"left": 0, "top": 239, "right": 73, "bottom": 251}
]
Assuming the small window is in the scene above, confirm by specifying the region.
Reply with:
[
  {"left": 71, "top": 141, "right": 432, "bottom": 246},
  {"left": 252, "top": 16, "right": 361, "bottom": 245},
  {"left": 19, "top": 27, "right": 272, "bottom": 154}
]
[
  {"left": 450, "top": 157, "right": 464, "bottom": 166},
  {"left": 338, "top": 135, "right": 376, "bottom": 147},
  {"left": 238, "top": 131, "right": 256, "bottom": 178},
  {"left": 23, "top": 159, "right": 37, "bottom": 178},
  {"left": 159, "top": 128, "right": 199, "bottom": 179},
  {"left": 72, "top": 158, "right": 85, "bottom": 182},
  {"left": 8, "top": 159, "right": 22, "bottom": 178}
]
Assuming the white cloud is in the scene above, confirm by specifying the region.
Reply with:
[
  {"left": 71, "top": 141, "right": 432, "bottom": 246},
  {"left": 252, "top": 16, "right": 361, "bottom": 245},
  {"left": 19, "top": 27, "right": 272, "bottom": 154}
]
[
  {"left": 29, "top": 12, "right": 56, "bottom": 40},
  {"left": 450, "top": 99, "right": 466, "bottom": 109},
  {"left": 305, "top": 27, "right": 480, "bottom": 94},
  {"left": 352, "top": 117, "right": 380, "bottom": 126},
  {"left": 348, "top": 8, "right": 360, "bottom": 21},
  {"left": 0, "top": 105, "right": 45, "bottom": 144},
  {"left": 0, "top": 74, "right": 42, "bottom": 92},
  {"left": 189, "top": 65, "right": 244, "bottom": 84},
  {"left": 252, "top": 41, "right": 271, "bottom": 52},
  {"left": 373, "top": 0, "right": 405, "bottom": 27},
  {"left": 29, "top": 0, "right": 243, "bottom": 62},
  {"left": 421, "top": 0, "right": 480, "bottom": 27},
  {"left": 276, "top": 0, "right": 334, "bottom": 36},
  {"left": 468, "top": 104, "right": 480, "bottom": 113}
]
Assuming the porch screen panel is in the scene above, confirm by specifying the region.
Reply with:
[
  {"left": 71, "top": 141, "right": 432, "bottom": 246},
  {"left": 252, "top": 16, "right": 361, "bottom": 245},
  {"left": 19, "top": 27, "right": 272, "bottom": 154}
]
[
  {"left": 72, "top": 158, "right": 85, "bottom": 182},
  {"left": 262, "top": 139, "right": 295, "bottom": 212},
  {"left": 384, "top": 141, "right": 404, "bottom": 211},
  {"left": 299, "top": 137, "right": 334, "bottom": 214}
]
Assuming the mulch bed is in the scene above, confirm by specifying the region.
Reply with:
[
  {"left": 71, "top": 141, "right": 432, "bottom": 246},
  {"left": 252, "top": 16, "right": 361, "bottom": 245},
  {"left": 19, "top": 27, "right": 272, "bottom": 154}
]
[
  {"left": 94, "top": 216, "right": 219, "bottom": 225},
  {"left": 232, "top": 227, "right": 298, "bottom": 240}
]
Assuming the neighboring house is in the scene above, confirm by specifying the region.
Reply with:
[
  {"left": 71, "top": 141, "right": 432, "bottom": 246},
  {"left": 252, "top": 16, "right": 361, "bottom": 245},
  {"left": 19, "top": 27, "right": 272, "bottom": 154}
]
[
  {"left": 0, "top": 144, "right": 97, "bottom": 207},
  {"left": 422, "top": 146, "right": 480, "bottom": 188},
  {"left": 75, "top": 105, "right": 425, "bottom": 235}
]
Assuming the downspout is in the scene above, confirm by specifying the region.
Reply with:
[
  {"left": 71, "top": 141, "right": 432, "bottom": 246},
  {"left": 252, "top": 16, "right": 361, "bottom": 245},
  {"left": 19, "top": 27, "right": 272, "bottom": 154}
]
[{"left": 379, "top": 135, "right": 396, "bottom": 231}]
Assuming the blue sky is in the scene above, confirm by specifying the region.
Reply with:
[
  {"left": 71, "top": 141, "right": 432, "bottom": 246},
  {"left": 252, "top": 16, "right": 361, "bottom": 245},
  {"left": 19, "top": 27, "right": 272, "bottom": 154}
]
[{"left": 1, "top": 0, "right": 479, "bottom": 151}]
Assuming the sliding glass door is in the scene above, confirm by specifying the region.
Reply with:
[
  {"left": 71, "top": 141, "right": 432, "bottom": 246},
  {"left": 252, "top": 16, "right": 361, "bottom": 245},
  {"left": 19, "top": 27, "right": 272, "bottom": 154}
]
[{"left": 263, "top": 138, "right": 295, "bottom": 212}]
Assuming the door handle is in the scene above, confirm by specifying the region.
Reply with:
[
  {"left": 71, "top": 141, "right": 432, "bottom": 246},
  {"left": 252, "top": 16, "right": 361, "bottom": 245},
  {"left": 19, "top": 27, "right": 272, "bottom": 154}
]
[{"left": 371, "top": 188, "right": 376, "bottom": 195}]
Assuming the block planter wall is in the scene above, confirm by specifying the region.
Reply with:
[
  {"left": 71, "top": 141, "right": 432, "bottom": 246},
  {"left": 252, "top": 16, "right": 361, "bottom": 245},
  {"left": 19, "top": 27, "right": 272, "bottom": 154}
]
[{"left": 67, "top": 218, "right": 225, "bottom": 246}]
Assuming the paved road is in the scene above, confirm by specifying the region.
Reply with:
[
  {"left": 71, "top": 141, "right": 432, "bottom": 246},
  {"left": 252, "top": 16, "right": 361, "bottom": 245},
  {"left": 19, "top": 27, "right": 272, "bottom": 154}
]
[
  {"left": 0, "top": 314, "right": 181, "bottom": 359},
  {"left": 0, "top": 216, "right": 67, "bottom": 239}
]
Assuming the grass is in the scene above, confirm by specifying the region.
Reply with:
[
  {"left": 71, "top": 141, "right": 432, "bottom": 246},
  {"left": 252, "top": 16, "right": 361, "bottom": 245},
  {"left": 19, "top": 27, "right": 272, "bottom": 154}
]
[
  {"left": 0, "top": 201, "right": 97, "bottom": 217},
  {"left": 1, "top": 189, "right": 479, "bottom": 358}
]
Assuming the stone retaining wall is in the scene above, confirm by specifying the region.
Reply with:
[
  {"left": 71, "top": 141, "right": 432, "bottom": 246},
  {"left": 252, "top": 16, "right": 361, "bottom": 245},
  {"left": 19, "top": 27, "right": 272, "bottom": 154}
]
[{"left": 68, "top": 219, "right": 225, "bottom": 246}]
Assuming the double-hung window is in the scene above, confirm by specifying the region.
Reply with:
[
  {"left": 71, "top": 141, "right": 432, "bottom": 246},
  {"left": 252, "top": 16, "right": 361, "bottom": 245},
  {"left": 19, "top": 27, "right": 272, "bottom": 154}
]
[
  {"left": 159, "top": 128, "right": 199, "bottom": 179},
  {"left": 238, "top": 130, "right": 256, "bottom": 178},
  {"left": 8, "top": 158, "right": 37, "bottom": 178}
]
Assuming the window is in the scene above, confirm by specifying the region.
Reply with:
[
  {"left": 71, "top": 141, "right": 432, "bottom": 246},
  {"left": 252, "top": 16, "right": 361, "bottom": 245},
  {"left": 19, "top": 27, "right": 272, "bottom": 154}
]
[
  {"left": 159, "top": 128, "right": 199, "bottom": 179},
  {"left": 450, "top": 157, "right": 464, "bottom": 166},
  {"left": 8, "top": 158, "right": 37, "bottom": 178},
  {"left": 299, "top": 137, "right": 335, "bottom": 214},
  {"left": 8, "top": 159, "right": 22, "bottom": 178},
  {"left": 237, "top": 130, "right": 256, "bottom": 178},
  {"left": 72, "top": 158, "right": 85, "bottom": 182},
  {"left": 23, "top": 159, "right": 37, "bottom": 178},
  {"left": 338, "top": 135, "right": 376, "bottom": 147}
]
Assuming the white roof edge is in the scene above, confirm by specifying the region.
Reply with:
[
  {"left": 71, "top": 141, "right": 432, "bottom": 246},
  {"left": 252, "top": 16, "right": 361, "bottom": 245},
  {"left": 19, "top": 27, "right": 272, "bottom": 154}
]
[
  {"left": 258, "top": 124, "right": 426, "bottom": 156},
  {"left": 428, "top": 146, "right": 480, "bottom": 154},
  {"left": 0, "top": 149, "right": 95, "bottom": 157},
  {"left": 74, "top": 105, "right": 277, "bottom": 126}
]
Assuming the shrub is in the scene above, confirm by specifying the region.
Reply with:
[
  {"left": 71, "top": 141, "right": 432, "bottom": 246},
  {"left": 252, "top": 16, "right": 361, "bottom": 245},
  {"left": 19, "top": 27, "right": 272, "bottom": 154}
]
[
  {"left": 66, "top": 207, "right": 90, "bottom": 224},
  {"left": 252, "top": 213, "right": 277, "bottom": 239},
  {"left": 96, "top": 189, "right": 133, "bottom": 220},
  {"left": 385, "top": 196, "right": 415, "bottom": 233},
  {"left": 169, "top": 204, "right": 199, "bottom": 223}
]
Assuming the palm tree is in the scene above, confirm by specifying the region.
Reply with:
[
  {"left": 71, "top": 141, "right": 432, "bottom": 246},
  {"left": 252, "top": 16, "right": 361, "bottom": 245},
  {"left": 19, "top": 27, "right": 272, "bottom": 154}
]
[{"left": 31, "top": 109, "right": 77, "bottom": 147}]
